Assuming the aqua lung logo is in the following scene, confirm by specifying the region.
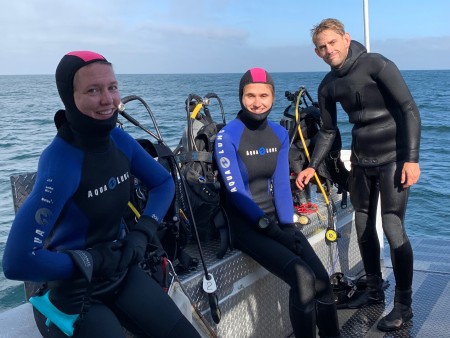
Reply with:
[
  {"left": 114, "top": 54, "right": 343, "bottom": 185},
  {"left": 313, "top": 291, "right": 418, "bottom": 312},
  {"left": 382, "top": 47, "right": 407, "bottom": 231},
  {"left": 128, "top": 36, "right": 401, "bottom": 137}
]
[
  {"left": 219, "top": 157, "right": 231, "bottom": 169},
  {"left": 245, "top": 146, "right": 277, "bottom": 156},
  {"left": 87, "top": 172, "right": 130, "bottom": 198},
  {"left": 34, "top": 208, "right": 52, "bottom": 244},
  {"left": 35, "top": 208, "right": 52, "bottom": 226},
  {"left": 215, "top": 132, "right": 237, "bottom": 193},
  {"left": 219, "top": 158, "right": 237, "bottom": 193},
  {"left": 108, "top": 177, "right": 118, "bottom": 189}
]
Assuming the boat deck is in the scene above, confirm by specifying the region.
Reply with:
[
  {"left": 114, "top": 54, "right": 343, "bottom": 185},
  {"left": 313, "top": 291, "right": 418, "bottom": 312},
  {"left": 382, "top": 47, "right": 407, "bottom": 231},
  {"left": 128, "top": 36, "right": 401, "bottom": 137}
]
[
  {"left": 1, "top": 172, "right": 450, "bottom": 337},
  {"left": 1, "top": 236, "right": 449, "bottom": 337},
  {"left": 170, "top": 234, "right": 450, "bottom": 338},
  {"left": 340, "top": 236, "right": 450, "bottom": 338}
]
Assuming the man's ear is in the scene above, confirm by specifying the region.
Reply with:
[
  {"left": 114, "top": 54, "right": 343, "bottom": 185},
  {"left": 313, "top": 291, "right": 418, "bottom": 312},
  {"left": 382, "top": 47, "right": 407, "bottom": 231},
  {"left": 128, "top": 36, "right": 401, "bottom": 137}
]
[
  {"left": 314, "top": 47, "right": 321, "bottom": 58},
  {"left": 343, "top": 32, "right": 351, "bottom": 48}
]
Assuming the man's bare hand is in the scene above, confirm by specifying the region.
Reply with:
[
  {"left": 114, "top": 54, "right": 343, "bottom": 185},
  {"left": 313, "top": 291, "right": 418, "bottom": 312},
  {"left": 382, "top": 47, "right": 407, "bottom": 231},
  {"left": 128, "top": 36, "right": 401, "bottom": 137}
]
[
  {"left": 296, "top": 168, "right": 316, "bottom": 190},
  {"left": 401, "top": 162, "right": 420, "bottom": 188}
]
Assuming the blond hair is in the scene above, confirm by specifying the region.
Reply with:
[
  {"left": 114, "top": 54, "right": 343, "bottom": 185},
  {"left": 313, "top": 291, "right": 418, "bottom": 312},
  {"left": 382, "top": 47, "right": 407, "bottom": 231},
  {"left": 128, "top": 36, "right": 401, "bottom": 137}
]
[{"left": 311, "top": 18, "right": 346, "bottom": 46}]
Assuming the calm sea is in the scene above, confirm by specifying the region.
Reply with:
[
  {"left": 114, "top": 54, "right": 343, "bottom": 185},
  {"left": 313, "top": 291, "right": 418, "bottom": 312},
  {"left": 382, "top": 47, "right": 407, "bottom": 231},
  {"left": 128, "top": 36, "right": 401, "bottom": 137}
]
[{"left": 1, "top": 71, "right": 449, "bottom": 312}]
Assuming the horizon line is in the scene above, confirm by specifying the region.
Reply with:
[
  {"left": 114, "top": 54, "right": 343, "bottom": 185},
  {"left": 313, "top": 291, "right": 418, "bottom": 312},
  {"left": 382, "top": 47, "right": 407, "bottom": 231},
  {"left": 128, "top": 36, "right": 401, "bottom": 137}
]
[{"left": 1, "top": 69, "right": 450, "bottom": 76}]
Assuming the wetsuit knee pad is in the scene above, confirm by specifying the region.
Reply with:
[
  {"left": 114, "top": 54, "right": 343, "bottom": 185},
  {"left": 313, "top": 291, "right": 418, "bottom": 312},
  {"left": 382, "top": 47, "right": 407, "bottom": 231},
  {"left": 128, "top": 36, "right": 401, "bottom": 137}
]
[
  {"left": 382, "top": 213, "right": 409, "bottom": 249},
  {"left": 283, "top": 258, "right": 316, "bottom": 306},
  {"left": 354, "top": 210, "right": 380, "bottom": 241}
]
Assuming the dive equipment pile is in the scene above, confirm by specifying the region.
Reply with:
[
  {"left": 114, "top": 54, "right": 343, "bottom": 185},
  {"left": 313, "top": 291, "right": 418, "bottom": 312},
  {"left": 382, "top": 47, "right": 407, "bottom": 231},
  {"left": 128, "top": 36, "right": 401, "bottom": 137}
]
[{"left": 118, "top": 94, "right": 223, "bottom": 327}]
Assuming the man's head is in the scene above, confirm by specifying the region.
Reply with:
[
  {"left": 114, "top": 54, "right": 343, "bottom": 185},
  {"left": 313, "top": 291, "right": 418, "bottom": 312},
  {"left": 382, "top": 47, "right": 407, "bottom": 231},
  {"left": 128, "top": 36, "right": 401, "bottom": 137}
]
[
  {"left": 55, "top": 51, "right": 120, "bottom": 134},
  {"left": 239, "top": 68, "right": 274, "bottom": 122},
  {"left": 311, "top": 18, "right": 351, "bottom": 69}
]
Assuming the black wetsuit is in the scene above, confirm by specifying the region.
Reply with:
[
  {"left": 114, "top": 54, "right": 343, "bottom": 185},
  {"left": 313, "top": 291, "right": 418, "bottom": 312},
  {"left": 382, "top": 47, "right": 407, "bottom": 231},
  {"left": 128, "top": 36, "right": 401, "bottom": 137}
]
[
  {"left": 309, "top": 40, "right": 421, "bottom": 291},
  {"left": 3, "top": 125, "right": 200, "bottom": 338},
  {"left": 215, "top": 112, "right": 340, "bottom": 338}
]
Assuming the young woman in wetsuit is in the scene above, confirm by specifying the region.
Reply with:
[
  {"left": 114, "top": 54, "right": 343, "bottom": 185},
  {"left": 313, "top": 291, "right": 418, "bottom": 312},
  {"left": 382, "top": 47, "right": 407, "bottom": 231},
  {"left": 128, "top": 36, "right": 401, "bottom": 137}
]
[
  {"left": 296, "top": 18, "right": 421, "bottom": 332},
  {"left": 3, "top": 51, "right": 200, "bottom": 338},
  {"left": 214, "top": 68, "right": 341, "bottom": 338}
]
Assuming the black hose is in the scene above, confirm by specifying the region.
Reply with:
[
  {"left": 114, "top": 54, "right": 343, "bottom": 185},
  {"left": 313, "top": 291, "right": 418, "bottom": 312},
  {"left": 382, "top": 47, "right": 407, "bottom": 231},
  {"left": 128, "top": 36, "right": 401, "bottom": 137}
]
[
  {"left": 120, "top": 95, "right": 164, "bottom": 143},
  {"left": 118, "top": 109, "right": 160, "bottom": 141},
  {"left": 120, "top": 95, "right": 212, "bottom": 280},
  {"left": 204, "top": 92, "right": 226, "bottom": 125}
]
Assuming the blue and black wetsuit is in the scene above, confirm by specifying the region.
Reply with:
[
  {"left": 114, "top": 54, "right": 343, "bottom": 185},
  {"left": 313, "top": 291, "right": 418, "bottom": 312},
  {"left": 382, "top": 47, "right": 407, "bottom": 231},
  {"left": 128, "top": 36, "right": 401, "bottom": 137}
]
[
  {"left": 310, "top": 40, "right": 421, "bottom": 294},
  {"left": 3, "top": 125, "right": 199, "bottom": 338},
  {"left": 3, "top": 51, "right": 200, "bottom": 338},
  {"left": 4, "top": 126, "right": 172, "bottom": 282},
  {"left": 215, "top": 111, "right": 340, "bottom": 337}
]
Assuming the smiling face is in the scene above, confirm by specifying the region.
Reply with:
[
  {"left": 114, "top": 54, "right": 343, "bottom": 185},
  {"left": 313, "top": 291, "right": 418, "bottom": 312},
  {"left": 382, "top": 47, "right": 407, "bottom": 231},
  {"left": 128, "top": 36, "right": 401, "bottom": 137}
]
[
  {"left": 73, "top": 62, "right": 120, "bottom": 120},
  {"left": 314, "top": 29, "right": 351, "bottom": 69},
  {"left": 241, "top": 83, "right": 274, "bottom": 115}
]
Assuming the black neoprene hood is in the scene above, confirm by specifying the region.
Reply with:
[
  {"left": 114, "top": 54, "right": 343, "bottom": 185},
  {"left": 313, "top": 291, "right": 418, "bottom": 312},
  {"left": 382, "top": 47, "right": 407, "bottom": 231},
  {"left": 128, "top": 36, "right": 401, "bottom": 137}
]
[
  {"left": 239, "top": 67, "right": 275, "bottom": 122},
  {"left": 55, "top": 51, "right": 118, "bottom": 136}
]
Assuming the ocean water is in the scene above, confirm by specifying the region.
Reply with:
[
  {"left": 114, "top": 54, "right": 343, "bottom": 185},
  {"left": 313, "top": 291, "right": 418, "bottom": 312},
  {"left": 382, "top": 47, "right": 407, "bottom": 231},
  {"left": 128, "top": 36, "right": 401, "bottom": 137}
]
[{"left": 1, "top": 70, "right": 449, "bottom": 312}]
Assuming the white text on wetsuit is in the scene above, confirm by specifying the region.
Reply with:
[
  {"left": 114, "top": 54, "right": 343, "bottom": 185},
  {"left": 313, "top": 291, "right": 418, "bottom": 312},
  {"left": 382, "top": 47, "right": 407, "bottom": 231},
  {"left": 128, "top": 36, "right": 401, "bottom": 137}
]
[
  {"left": 87, "top": 172, "right": 130, "bottom": 198},
  {"left": 216, "top": 133, "right": 237, "bottom": 193},
  {"left": 245, "top": 147, "right": 277, "bottom": 156}
]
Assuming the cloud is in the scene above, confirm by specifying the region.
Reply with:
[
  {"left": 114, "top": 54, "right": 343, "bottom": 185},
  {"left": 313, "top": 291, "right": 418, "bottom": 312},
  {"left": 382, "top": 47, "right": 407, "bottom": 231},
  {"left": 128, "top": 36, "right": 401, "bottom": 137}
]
[{"left": 1, "top": 1, "right": 450, "bottom": 74}]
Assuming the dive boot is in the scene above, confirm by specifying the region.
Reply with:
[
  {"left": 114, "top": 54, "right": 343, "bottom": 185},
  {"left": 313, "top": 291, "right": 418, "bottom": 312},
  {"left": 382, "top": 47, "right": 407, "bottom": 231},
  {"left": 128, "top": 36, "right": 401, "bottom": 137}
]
[
  {"left": 377, "top": 288, "right": 413, "bottom": 332},
  {"left": 347, "top": 274, "right": 385, "bottom": 309}
]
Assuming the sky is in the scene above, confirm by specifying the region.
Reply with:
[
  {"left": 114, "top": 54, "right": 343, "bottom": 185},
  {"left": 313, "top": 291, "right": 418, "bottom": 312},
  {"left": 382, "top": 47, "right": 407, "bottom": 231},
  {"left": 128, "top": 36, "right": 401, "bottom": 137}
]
[{"left": 1, "top": 0, "right": 449, "bottom": 75}]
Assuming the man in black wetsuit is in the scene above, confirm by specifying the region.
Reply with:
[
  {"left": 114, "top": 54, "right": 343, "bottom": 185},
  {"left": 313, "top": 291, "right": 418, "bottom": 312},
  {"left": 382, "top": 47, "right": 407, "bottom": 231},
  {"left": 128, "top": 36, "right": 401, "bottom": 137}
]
[
  {"left": 296, "top": 18, "right": 421, "bottom": 332},
  {"left": 3, "top": 51, "right": 200, "bottom": 338},
  {"left": 215, "top": 68, "right": 341, "bottom": 338}
]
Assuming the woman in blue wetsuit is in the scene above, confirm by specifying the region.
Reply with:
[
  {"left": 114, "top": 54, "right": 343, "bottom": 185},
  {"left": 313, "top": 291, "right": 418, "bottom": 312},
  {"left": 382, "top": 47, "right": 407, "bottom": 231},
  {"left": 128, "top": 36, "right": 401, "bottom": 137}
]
[
  {"left": 214, "top": 68, "right": 341, "bottom": 338},
  {"left": 2, "top": 51, "right": 200, "bottom": 338}
]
